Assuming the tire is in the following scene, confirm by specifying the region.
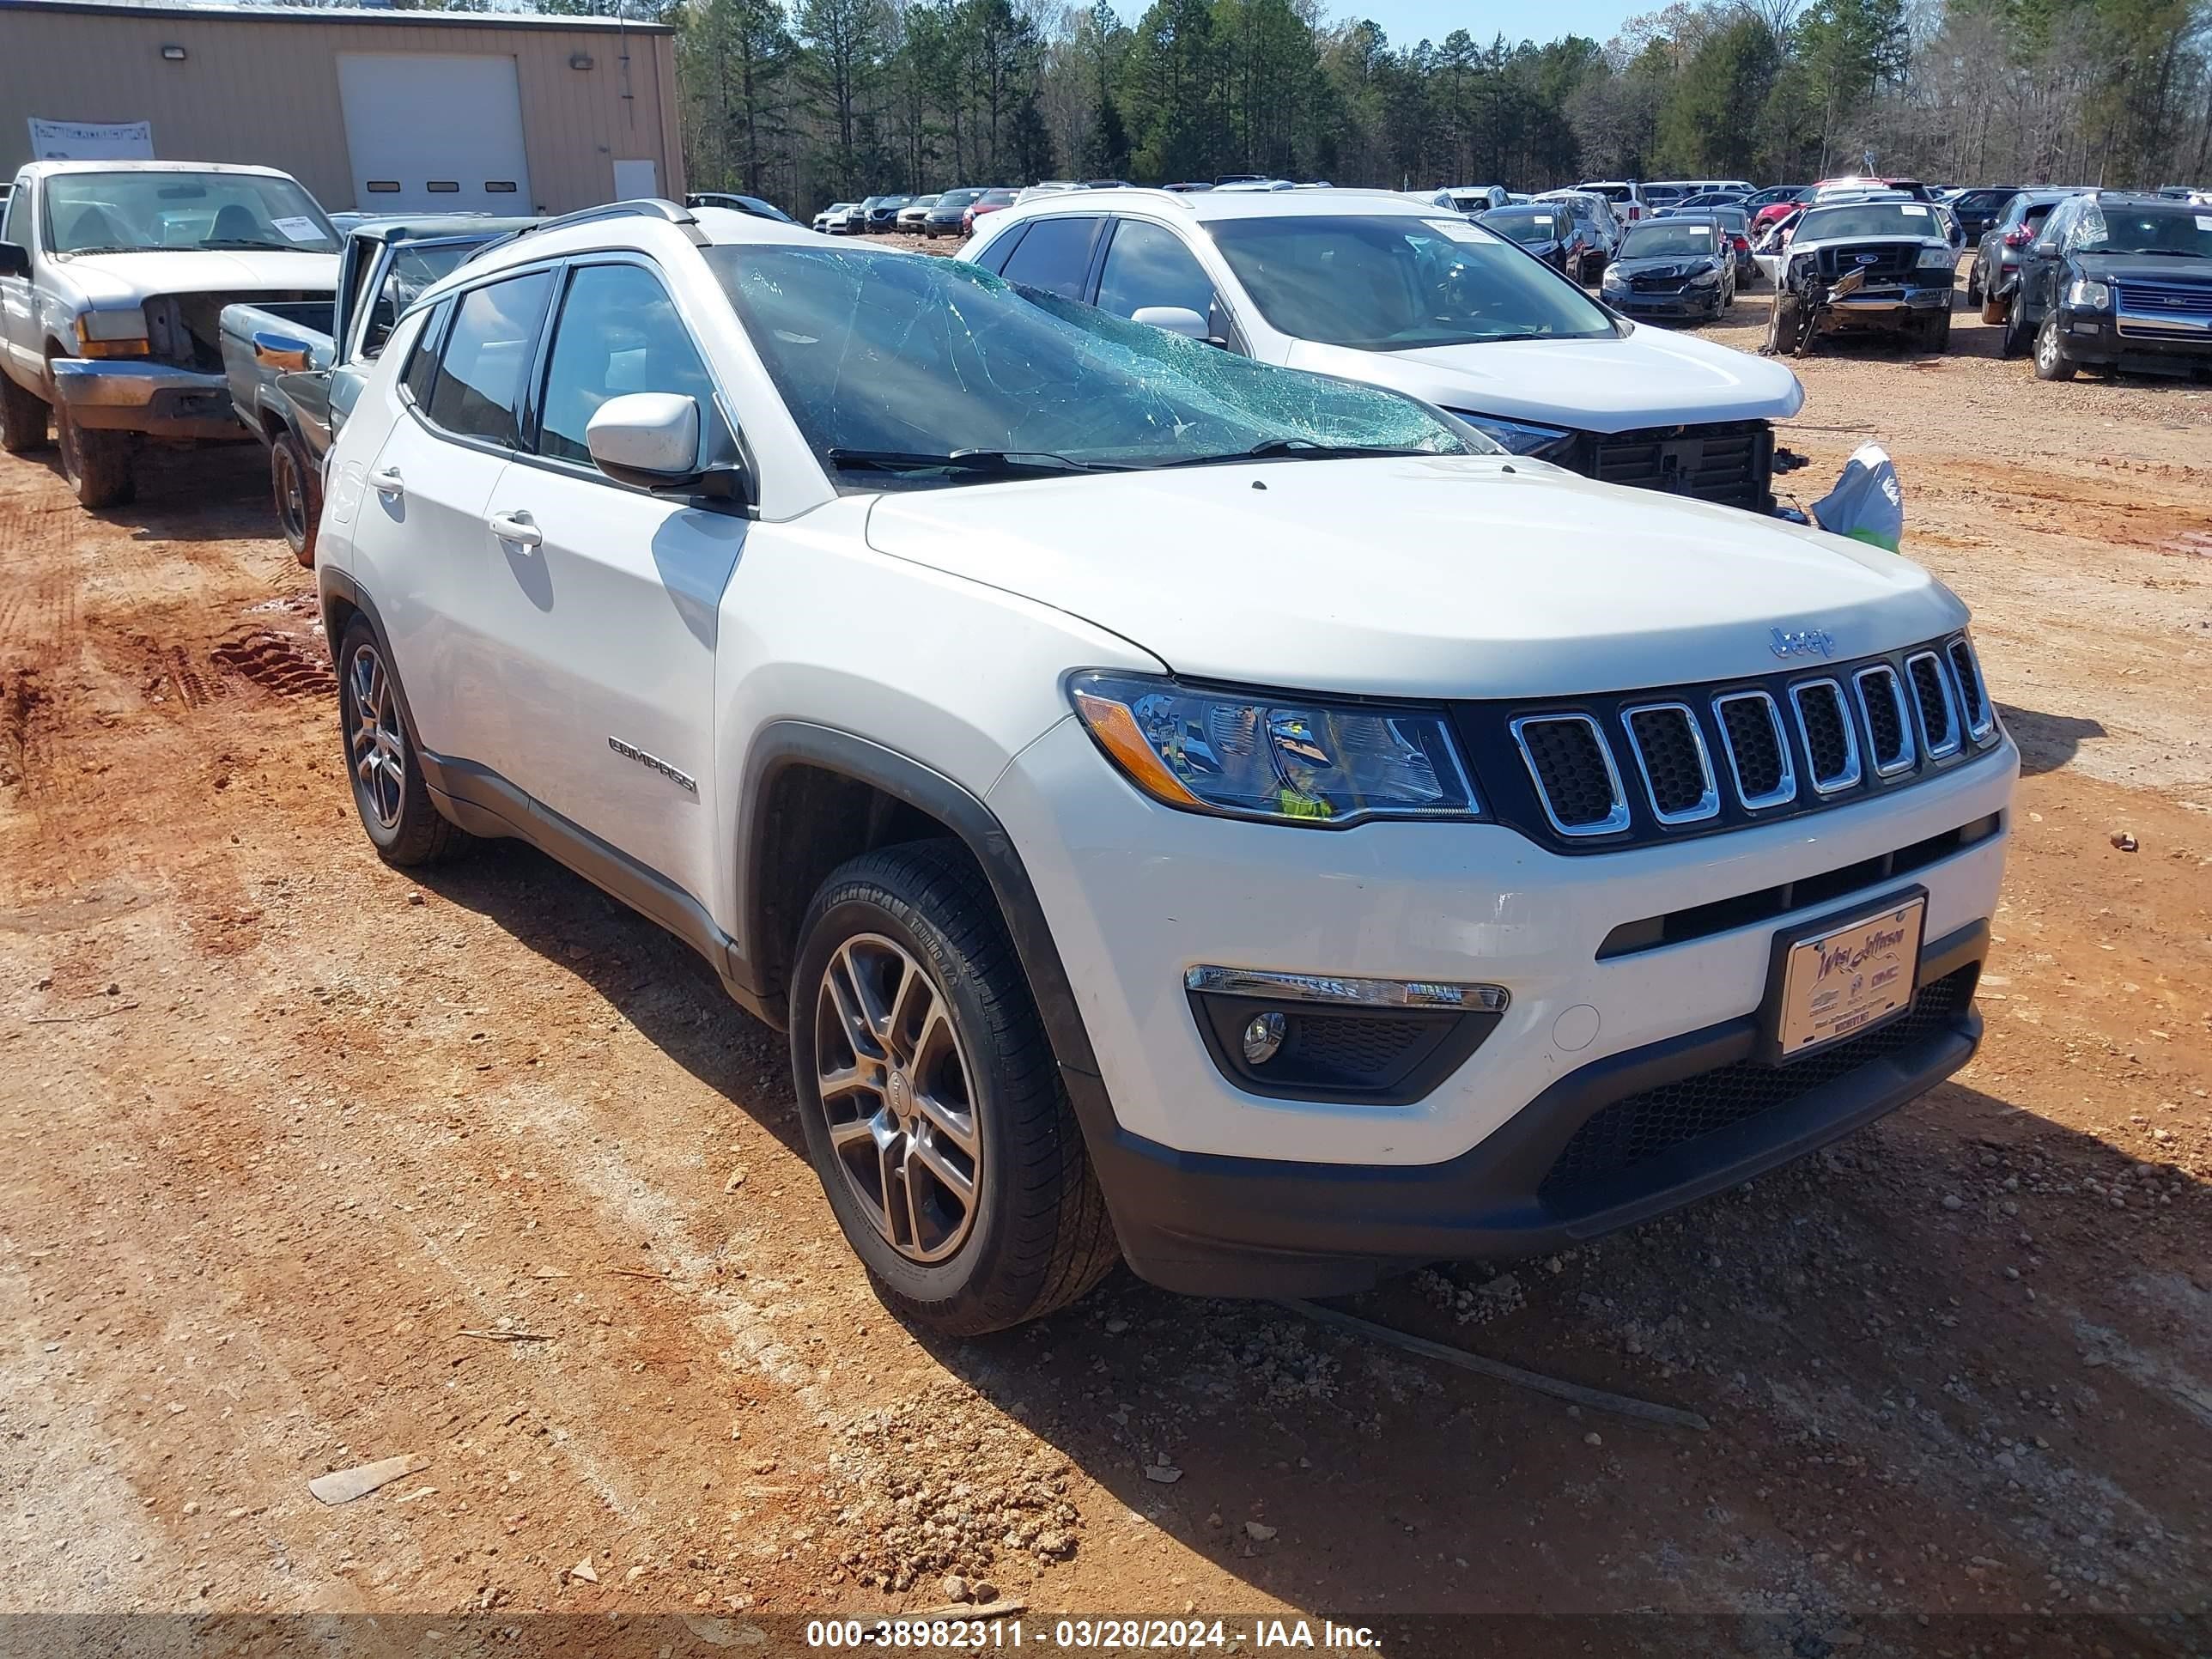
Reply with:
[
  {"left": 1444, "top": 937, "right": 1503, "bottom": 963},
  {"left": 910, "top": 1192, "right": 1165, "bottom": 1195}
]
[
  {"left": 2000, "top": 300, "right": 2034, "bottom": 359},
  {"left": 2033, "top": 313, "right": 2077, "bottom": 380},
  {"left": 1966, "top": 260, "right": 1984, "bottom": 307},
  {"left": 791, "top": 841, "right": 1121, "bottom": 1336},
  {"left": 336, "top": 617, "right": 473, "bottom": 866},
  {"left": 0, "top": 371, "right": 50, "bottom": 453},
  {"left": 271, "top": 429, "right": 320, "bottom": 568},
  {"left": 53, "top": 396, "right": 135, "bottom": 509}
]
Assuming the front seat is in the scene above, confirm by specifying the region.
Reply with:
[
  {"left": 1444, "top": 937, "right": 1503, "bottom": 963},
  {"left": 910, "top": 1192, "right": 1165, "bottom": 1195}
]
[{"left": 210, "top": 203, "right": 264, "bottom": 243}]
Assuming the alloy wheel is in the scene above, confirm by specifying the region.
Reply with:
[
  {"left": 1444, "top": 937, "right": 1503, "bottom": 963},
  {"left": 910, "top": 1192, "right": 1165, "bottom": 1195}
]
[
  {"left": 812, "top": 933, "right": 981, "bottom": 1264},
  {"left": 346, "top": 641, "right": 406, "bottom": 830}
]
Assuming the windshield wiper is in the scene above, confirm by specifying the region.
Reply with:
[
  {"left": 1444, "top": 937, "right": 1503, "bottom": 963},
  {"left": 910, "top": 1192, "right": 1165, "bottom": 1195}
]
[
  {"left": 1155, "top": 438, "right": 1436, "bottom": 469},
  {"left": 201, "top": 238, "right": 321, "bottom": 252},
  {"left": 824, "top": 447, "right": 1129, "bottom": 477}
]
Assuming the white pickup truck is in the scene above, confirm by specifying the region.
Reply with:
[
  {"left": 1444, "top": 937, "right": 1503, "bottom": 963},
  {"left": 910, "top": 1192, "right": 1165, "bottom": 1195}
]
[{"left": 0, "top": 160, "right": 340, "bottom": 507}]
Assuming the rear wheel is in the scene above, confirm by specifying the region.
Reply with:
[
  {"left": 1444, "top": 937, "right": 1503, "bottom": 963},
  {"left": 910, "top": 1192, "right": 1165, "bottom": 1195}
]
[
  {"left": 1965, "top": 259, "right": 1984, "bottom": 307},
  {"left": 791, "top": 841, "right": 1121, "bottom": 1336},
  {"left": 2033, "top": 313, "right": 2078, "bottom": 380},
  {"left": 0, "top": 372, "right": 50, "bottom": 453},
  {"left": 53, "top": 398, "right": 134, "bottom": 509},
  {"left": 2000, "top": 298, "right": 2034, "bottom": 359},
  {"left": 271, "top": 429, "right": 320, "bottom": 568},
  {"left": 337, "top": 618, "right": 473, "bottom": 866}
]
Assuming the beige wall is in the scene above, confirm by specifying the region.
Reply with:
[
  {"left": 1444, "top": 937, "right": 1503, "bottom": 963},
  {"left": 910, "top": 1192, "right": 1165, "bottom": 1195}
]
[{"left": 0, "top": 6, "right": 681, "bottom": 214}]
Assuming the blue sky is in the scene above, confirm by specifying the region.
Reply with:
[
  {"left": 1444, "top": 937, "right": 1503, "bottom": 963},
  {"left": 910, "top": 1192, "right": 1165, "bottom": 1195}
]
[{"left": 1325, "top": 0, "right": 1644, "bottom": 52}]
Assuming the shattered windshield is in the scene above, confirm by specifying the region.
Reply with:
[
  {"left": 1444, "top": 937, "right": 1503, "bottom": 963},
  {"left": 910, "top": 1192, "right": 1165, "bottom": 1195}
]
[
  {"left": 2074, "top": 208, "right": 2212, "bottom": 257},
  {"left": 1205, "top": 215, "right": 1617, "bottom": 349},
  {"left": 707, "top": 245, "right": 1477, "bottom": 490},
  {"left": 1796, "top": 203, "right": 1942, "bottom": 241},
  {"left": 44, "top": 171, "right": 338, "bottom": 255}
]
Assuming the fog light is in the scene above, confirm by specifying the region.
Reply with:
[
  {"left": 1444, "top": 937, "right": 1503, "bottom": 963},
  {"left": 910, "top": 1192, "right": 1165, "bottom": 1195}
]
[{"left": 1242, "top": 1011, "right": 1286, "bottom": 1066}]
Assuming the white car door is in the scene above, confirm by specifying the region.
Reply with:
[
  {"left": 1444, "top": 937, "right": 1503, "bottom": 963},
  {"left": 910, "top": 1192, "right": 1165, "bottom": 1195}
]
[
  {"left": 469, "top": 257, "right": 741, "bottom": 912},
  {"left": 0, "top": 178, "right": 40, "bottom": 384},
  {"left": 357, "top": 265, "right": 556, "bottom": 772}
]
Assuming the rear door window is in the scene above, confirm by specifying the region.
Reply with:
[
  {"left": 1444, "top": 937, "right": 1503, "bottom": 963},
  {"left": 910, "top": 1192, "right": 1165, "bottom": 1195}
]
[
  {"left": 997, "top": 216, "right": 1102, "bottom": 300},
  {"left": 425, "top": 270, "right": 552, "bottom": 447},
  {"left": 401, "top": 300, "right": 448, "bottom": 404}
]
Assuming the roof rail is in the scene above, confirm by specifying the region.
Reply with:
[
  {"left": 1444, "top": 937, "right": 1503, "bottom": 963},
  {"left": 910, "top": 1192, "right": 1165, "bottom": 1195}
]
[{"left": 525, "top": 198, "right": 708, "bottom": 245}]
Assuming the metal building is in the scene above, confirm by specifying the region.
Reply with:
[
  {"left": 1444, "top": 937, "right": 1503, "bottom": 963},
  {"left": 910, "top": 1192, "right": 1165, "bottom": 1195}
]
[{"left": 0, "top": 0, "right": 682, "bottom": 216}]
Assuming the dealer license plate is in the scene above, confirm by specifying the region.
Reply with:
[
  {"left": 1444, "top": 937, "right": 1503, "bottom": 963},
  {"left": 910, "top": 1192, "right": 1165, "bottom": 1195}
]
[{"left": 1774, "top": 898, "right": 1925, "bottom": 1059}]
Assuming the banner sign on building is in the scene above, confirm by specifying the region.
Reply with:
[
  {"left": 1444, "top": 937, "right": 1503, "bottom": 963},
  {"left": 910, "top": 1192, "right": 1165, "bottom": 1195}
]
[{"left": 28, "top": 119, "right": 155, "bottom": 161}]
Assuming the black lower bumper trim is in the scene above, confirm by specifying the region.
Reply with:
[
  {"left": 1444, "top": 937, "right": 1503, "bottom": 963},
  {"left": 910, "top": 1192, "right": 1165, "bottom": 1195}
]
[{"left": 1087, "top": 919, "right": 1986, "bottom": 1297}]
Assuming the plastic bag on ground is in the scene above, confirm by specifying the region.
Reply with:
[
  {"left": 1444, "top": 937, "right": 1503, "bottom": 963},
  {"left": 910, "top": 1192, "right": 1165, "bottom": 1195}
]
[{"left": 1810, "top": 442, "right": 1904, "bottom": 551}]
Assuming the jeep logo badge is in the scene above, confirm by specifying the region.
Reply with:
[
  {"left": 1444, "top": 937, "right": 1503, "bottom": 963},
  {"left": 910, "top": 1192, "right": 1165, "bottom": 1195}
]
[{"left": 1770, "top": 626, "right": 1838, "bottom": 660}]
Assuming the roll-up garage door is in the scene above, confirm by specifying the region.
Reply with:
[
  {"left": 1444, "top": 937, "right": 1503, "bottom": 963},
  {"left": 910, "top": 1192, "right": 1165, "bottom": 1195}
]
[{"left": 337, "top": 53, "right": 533, "bottom": 213}]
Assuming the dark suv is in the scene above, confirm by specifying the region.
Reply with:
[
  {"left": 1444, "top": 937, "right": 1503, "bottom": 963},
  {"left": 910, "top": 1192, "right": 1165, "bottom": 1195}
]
[
  {"left": 1966, "top": 189, "right": 2082, "bottom": 314},
  {"left": 922, "top": 188, "right": 988, "bottom": 238},
  {"left": 1946, "top": 185, "right": 2021, "bottom": 242},
  {"left": 2001, "top": 191, "right": 2212, "bottom": 380}
]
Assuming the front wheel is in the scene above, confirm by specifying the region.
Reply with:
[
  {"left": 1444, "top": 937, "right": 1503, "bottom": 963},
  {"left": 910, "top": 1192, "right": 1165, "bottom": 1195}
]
[
  {"left": 54, "top": 398, "right": 135, "bottom": 508},
  {"left": 791, "top": 842, "right": 1121, "bottom": 1336},
  {"left": 2033, "top": 313, "right": 2078, "bottom": 380},
  {"left": 0, "top": 372, "right": 50, "bottom": 453}
]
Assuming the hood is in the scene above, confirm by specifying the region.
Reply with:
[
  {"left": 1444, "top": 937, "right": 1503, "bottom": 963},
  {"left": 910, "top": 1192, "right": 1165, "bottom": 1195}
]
[
  {"left": 860, "top": 455, "right": 1963, "bottom": 701},
  {"left": 1281, "top": 328, "right": 1802, "bottom": 434},
  {"left": 2073, "top": 253, "right": 2212, "bottom": 284},
  {"left": 54, "top": 249, "right": 339, "bottom": 305}
]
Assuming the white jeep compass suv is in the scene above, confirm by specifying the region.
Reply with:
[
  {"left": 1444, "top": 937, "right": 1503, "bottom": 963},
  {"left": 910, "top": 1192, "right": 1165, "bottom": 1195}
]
[{"left": 315, "top": 201, "right": 2016, "bottom": 1334}]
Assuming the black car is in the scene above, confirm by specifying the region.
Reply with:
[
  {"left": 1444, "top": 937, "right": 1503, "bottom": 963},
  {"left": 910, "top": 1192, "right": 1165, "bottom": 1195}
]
[
  {"left": 922, "top": 188, "right": 988, "bottom": 237},
  {"left": 1600, "top": 217, "right": 1734, "bottom": 320},
  {"left": 1480, "top": 204, "right": 1601, "bottom": 283},
  {"left": 2001, "top": 191, "right": 2212, "bottom": 380},
  {"left": 861, "top": 195, "right": 915, "bottom": 233},
  {"left": 1945, "top": 185, "right": 2021, "bottom": 243},
  {"left": 1966, "top": 188, "right": 2081, "bottom": 313}
]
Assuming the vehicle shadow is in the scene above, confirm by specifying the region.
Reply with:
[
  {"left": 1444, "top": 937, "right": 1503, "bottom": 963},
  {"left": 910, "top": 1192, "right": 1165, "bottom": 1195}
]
[
  {"left": 914, "top": 1073, "right": 2211, "bottom": 1623},
  {"left": 409, "top": 836, "right": 806, "bottom": 1160},
  {"left": 16, "top": 441, "right": 279, "bottom": 544},
  {"left": 399, "top": 828, "right": 2211, "bottom": 1623},
  {"left": 1999, "top": 702, "right": 2105, "bottom": 775}
]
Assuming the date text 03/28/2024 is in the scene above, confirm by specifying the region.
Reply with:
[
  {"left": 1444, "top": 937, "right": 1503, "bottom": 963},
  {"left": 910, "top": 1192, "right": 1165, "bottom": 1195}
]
[{"left": 805, "top": 1618, "right": 1380, "bottom": 1649}]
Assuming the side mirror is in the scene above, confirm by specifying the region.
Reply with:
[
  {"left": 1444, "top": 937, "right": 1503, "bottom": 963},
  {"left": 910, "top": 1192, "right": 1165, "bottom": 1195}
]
[
  {"left": 0, "top": 242, "right": 30, "bottom": 280},
  {"left": 1131, "top": 305, "right": 1209, "bottom": 341},
  {"left": 586, "top": 391, "right": 749, "bottom": 504},
  {"left": 587, "top": 392, "right": 702, "bottom": 487},
  {"left": 253, "top": 331, "right": 313, "bottom": 373}
]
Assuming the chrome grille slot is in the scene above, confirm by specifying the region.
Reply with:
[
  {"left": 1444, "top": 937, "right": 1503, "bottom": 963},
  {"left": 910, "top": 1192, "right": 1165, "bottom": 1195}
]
[
  {"left": 1906, "top": 651, "right": 1961, "bottom": 758},
  {"left": 1510, "top": 714, "right": 1631, "bottom": 837},
  {"left": 1711, "top": 690, "right": 1796, "bottom": 809},
  {"left": 1853, "top": 665, "right": 1915, "bottom": 775},
  {"left": 1620, "top": 702, "right": 1719, "bottom": 824},
  {"left": 1946, "top": 637, "right": 1994, "bottom": 742},
  {"left": 1789, "top": 678, "right": 1861, "bottom": 794}
]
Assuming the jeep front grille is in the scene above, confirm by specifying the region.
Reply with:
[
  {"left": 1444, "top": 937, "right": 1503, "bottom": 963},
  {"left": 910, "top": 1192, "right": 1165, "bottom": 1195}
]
[{"left": 1451, "top": 635, "right": 1998, "bottom": 853}]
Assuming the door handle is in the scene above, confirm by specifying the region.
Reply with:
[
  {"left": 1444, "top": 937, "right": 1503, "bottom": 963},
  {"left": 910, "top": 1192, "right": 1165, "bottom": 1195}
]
[
  {"left": 369, "top": 465, "right": 404, "bottom": 496},
  {"left": 489, "top": 509, "right": 542, "bottom": 550}
]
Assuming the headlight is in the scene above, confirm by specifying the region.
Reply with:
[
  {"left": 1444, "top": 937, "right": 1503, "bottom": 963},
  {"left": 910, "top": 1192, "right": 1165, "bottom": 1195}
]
[
  {"left": 1068, "top": 672, "right": 1479, "bottom": 826},
  {"left": 2066, "top": 276, "right": 2112, "bottom": 310},
  {"left": 1441, "top": 410, "right": 1572, "bottom": 457},
  {"left": 1687, "top": 267, "right": 1721, "bottom": 288},
  {"left": 76, "top": 309, "right": 149, "bottom": 358},
  {"left": 1916, "top": 246, "right": 1956, "bottom": 270},
  {"left": 1601, "top": 265, "right": 1626, "bottom": 289}
]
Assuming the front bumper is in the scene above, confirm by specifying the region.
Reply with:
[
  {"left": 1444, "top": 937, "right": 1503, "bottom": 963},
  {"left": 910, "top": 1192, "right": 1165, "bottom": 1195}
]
[
  {"left": 2054, "top": 307, "right": 2212, "bottom": 374},
  {"left": 1610, "top": 287, "right": 1723, "bottom": 317},
  {"left": 990, "top": 717, "right": 2016, "bottom": 1293},
  {"left": 1087, "top": 921, "right": 1985, "bottom": 1295},
  {"left": 1818, "top": 284, "right": 1953, "bottom": 328},
  {"left": 49, "top": 358, "right": 246, "bottom": 441}
]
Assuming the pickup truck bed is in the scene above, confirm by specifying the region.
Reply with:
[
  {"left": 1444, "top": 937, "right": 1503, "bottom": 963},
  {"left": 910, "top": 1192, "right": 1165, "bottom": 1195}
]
[{"left": 220, "top": 300, "right": 336, "bottom": 442}]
